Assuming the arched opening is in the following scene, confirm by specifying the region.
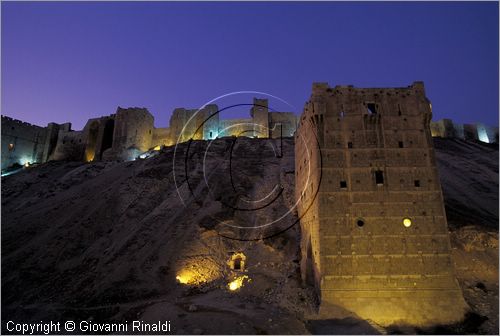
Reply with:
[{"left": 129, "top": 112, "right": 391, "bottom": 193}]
[{"left": 228, "top": 252, "right": 246, "bottom": 272}]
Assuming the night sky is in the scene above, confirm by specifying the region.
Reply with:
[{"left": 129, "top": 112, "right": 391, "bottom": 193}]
[{"left": 2, "top": 1, "right": 498, "bottom": 130}]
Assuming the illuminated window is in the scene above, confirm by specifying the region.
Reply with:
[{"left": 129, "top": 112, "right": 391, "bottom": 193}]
[
  {"left": 8, "top": 143, "right": 14, "bottom": 151},
  {"left": 403, "top": 218, "right": 412, "bottom": 227}
]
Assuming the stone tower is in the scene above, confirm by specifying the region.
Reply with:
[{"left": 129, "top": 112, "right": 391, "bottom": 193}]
[
  {"left": 251, "top": 98, "right": 269, "bottom": 138},
  {"left": 295, "top": 82, "right": 467, "bottom": 326}
]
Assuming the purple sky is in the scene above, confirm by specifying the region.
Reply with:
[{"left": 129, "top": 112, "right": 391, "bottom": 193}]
[{"left": 2, "top": 1, "right": 498, "bottom": 130}]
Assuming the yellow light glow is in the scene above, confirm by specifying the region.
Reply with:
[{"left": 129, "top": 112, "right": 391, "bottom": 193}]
[
  {"left": 85, "top": 151, "right": 95, "bottom": 162},
  {"left": 175, "top": 270, "right": 210, "bottom": 285},
  {"left": 403, "top": 218, "right": 412, "bottom": 227},
  {"left": 176, "top": 275, "right": 190, "bottom": 284},
  {"left": 154, "top": 145, "right": 161, "bottom": 151},
  {"left": 228, "top": 275, "right": 249, "bottom": 291},
  {"left": 24, "top": 162, "right": 30, "bottom": 167}
]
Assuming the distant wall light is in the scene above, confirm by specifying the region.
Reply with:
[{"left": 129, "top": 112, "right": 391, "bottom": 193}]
[
  {"left": 403, "top": 218, "right": 412, "bottom": 228},
  {"left": 478, "top": 127, "right": 490, "bottom": 143}
]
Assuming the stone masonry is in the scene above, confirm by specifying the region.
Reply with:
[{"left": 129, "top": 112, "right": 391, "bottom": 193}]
[
  {"left": 1, "top": 99, "right": 297, "bottom": 169},
  {"left": 295, "top": 82, "right": 468, "bottom": 326}
]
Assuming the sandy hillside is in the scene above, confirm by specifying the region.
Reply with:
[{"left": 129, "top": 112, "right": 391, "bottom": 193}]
[{"left": 1, "top": 137, "right": 498, "bottom": 334}]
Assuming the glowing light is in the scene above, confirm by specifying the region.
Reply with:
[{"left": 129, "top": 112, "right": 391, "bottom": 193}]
[
  {"left": 403, "top": 218, "right": 412, "bottom": 227},
  {"left": 154, "top": 145, "right": 161, "bottom": 151},
  {"left": 478, "top": 127, "right": 490, "bottom": 143},
  {"left": 228, "top": 275, "right": 249, "bottom": 291},
  {"left": 85, "top": 151, "right": 95, "bottom": 162},
  {"left": 176, "top": 274, "right": 191, "bottom": 284},
  {"left": 24, "top": 162, "right": 30, "bottom": 167},
  {"left": 175, "top": 270, "right": 211, "bottom": 285}
]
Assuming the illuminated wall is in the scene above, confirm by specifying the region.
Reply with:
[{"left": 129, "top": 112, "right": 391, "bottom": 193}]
[
  {"left": 1, "top": 116, "right": 49, "bottom": 169},
  {"left": 295, "top": 82, "right": 468, "bottom": 326},
  {"left": 430, "top": 119, "right": 498, "bottom": 144}
]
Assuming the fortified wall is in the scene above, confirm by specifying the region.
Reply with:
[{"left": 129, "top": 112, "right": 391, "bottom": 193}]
[
  {"left": 295, "top": 82, "right": 468, "bottom": 326},
  {"left": 1, "top": 99, "right": 297, "bottom": 169},
  {"left": 430, "top": 118, "right": 498, "bottom": 144},
  {"left": 2, "top": 92, "right": 495, "bottom": 172},
  {"left": 1, "top": 116, "right": 71, "bottom": 170}
]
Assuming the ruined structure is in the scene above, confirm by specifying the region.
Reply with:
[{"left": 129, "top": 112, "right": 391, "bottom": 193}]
[
  {"left": 430, "top": 118, "right": 498, "bottom": 144},
  {"left": 1, "top": 116, "right": 71, "bottom": 170},
  {"left": 295, "top": 82, "right": 468, "bottom": 326},
  {"left": 1, "top": 99, "right": 297, "bottom": 170}
]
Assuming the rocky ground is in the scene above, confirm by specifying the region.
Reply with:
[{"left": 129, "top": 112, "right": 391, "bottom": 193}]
[{"left": 1, "top": 137, "right": 498, "bottom": 334}]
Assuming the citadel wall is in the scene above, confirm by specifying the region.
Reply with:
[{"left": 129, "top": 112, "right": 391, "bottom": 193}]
[
  {"left": 269, "top": 112, "right": 298, "bottom": 138},
  {"left": 295, "top": 82, "right": 468, "bottom": 326},
  {"left": 50, "top": 129, "right": 85, "bottom": 161},
  {"left": 218, "top": 118, "right": 254, "bottom": 137},
  {"left": 430, "top": 118, "right": 498, "bottom": 143},
  {"left": 1, "top": 116, "right": 48, "bottom": 169},
  {"left": 2, "top": 94, "right": 495, "bottom": 172}
]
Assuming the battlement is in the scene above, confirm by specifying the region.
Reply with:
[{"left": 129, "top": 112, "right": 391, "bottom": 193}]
[
  {"left": 311, "top": 81, "right": 426, "bottom": 98},
  {"left": 1, "top": 115, "right": 45, "bottom": 129}
]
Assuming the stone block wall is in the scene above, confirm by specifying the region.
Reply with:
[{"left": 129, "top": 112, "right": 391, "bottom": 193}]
[
  {"left": 250, "top": 98, "right": 270, "bottom": 138},
  {"left": 295, "top": 82, "right": 468, "bottom": 326},
  {"left": 218, "top": 118, "right": 254, "bottom": 137},
  {"left": 104, "top": 107, "right": 154, "bottom": 160},
  {"left": 1, "top": 116, "right": 48, "bottom": 169},
  {"left": 269, "top": 112, "right": 297, "bottom": 138},
  {"left": 430, "top": 119, "right": 498, "bottom": 144},
  {"left": 152, "top": 127, "right": 173, "bottom": 147},
  {"left": 50, "top": 129, "right": 86, "bottom": 161}
]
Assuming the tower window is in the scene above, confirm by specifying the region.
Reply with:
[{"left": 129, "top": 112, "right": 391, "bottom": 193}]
[
  {"left": 375, "top": 170, "right": 384, "bottom": 185},
  {"left": 348, "top": 142, "right": 353, "bottom": 148},
  {"left": 210, "top": 131, "right": 213, "bottom": 138},
  {"left": 340, "top": 181, "right": 347, "bottom": 189},
  {"left": 8, "top": 143, "right": 14, "bottom": 151},
  {"left": 366, "top": 103, "right": 378, "bottom": 114},
  {"left": 414, "top": 180, "right": 420, "bottom": 187},
  {"left": 398, "top": 141, "right": 404, "bottom": 148},
  {"left": 357, "top": 219, "right": 365, "bottom": 227}
]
